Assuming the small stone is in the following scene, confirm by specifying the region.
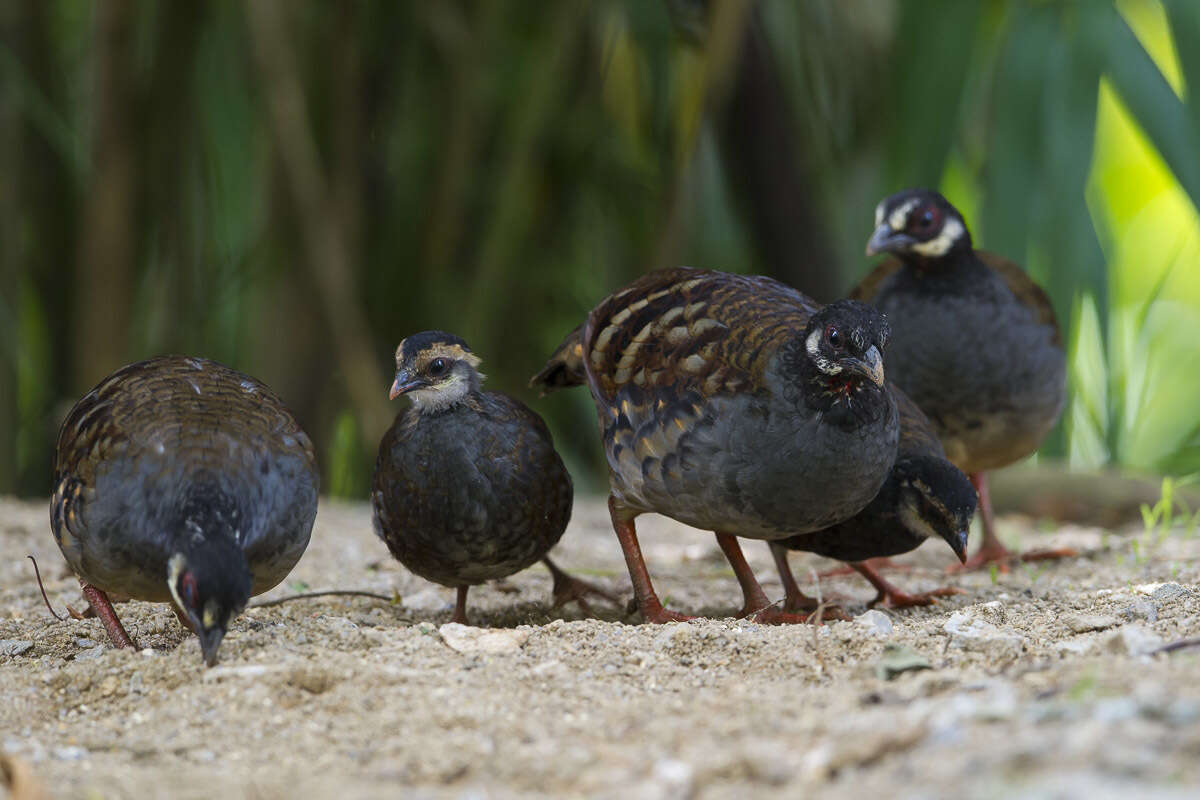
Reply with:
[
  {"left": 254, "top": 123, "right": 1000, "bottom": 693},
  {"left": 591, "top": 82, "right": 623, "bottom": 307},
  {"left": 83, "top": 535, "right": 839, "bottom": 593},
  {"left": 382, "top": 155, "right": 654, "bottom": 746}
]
[
  {"left": 651, "top": 758, "right": 694, "bottom": 799},
  {"left": 1062, "top": 613, "right": 1118, "bottom": 634},
  {"left": 1151, "top": 583, "right": 1191, "bottom": 603},
  {"left": 74, "top": 645, "right": 106, "bottom": 661},
  {"left": 1119, "top": 599, "right": 1157, "bottom": 623},
  {"left": 53, "top": 746, "right": 87, "bottom": 761},
  {"left": 1103, "top": 624, "right": 1164, "bottom": 656},
  {"left": 0, "top": 640, "right": 34, "bottom": 657},
  {"left": 943, "top": 612, "right": 1025, "bottom": 658},
  {"left": 876, "top": 644, "right": 932, "bottom": 680},
  {"left": 74, "top": 638, "right": 97, "bottom": 648},
  {"left": 439, "top": 623, "right": 529, "bottom": 655},
  {"left": 855, "top": 609, "right": 893, "bottom": 637}
]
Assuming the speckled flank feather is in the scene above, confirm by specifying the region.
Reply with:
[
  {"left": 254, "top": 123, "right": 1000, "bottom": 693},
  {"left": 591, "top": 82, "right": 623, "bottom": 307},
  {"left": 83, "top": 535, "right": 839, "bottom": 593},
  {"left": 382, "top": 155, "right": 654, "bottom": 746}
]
[
  {"left": 578, "top": 268, "right": 898, "bottom": 539},
  {"left": 50, "top": 356, "right": 319, "bottom": 601}
]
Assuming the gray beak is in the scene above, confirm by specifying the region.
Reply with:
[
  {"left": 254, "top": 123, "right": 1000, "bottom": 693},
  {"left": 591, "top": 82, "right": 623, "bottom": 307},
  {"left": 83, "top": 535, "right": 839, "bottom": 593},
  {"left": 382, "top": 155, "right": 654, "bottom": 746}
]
[
  {"left": 866, "top": 224, "right": 916, "bottom": 256},
  {"left": 198, "top": 626, "right": 226, "bottom": 668},
  {"left": 846, "top": 345, "right": 885, "bottom": 387},
  {"left": 389, "top": 368, "right": 427, "bottom": 400},
  {"left": 942, "top": 528, "right": 969, "bottom": 564}
]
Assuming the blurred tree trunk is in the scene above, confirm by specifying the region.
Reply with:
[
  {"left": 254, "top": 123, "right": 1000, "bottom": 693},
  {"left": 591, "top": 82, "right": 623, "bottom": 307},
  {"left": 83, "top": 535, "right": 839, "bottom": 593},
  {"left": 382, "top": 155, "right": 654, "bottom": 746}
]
[
  {"left": 246, "top": 0, "right": 390, "bottom": 452},
  {"left": 714, "top": 12, "right": 839, "bottom": 302},
  {"left": 73, "top": 0, "right": 137, "bottom": 392},
  {"left": 3, "top": 1, "right": 78, "bottom": 494},
  {"left": 0, "top": 3, "right": 19, "bottom": 490}
]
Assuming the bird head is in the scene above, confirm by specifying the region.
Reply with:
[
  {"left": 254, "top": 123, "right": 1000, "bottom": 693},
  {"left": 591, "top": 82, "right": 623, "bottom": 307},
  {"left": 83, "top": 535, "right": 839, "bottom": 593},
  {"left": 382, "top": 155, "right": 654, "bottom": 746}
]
[
  {"left": 894, "top": 455, "right": 977, "bottom": 564},
  {"left": 389, "top": 331, "right": 485, "bottom": 413},
  {"left": 167, "top": 542, "right": 252, "bottom": 667},
  {"left": 803, "top": 300, "right": 890, "bottom": 390},
  {"left": 866, "top": 189, "right": 972, "bottom": 263}
]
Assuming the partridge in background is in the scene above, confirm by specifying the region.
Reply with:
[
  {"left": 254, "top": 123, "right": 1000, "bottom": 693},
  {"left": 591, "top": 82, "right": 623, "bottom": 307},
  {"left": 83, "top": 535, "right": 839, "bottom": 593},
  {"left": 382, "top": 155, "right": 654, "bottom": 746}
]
[
  {"left": 770, "top": 383, "right": 975, "bottom": 608},
  {"left": 372, "top": 331, "right": 615, "bottom": 625},
  {"left": 855, "top": 189, "right": 1072, "bottom": 570},
  {"left": 50, "top": 356, "right": 319, "bottom": 666},
  {"left": 535, "top": 268, "right": 899, "bottom": 623}
]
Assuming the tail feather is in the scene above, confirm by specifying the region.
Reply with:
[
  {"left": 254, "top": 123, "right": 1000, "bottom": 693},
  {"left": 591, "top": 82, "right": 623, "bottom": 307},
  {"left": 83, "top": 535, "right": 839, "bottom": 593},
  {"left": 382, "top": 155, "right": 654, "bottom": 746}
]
[{"left": 529, "top": 324, "right": 586, "bottom": 395}]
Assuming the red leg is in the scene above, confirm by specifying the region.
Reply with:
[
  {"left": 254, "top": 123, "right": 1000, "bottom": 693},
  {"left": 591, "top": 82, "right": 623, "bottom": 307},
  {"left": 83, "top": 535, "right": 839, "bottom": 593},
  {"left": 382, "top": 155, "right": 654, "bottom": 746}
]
[
  {"left": 542, "top": 556, "right": 622, "bottom": 617},
  {"left": 953, "top": 472, "right": 1078, "bottom": 572},
  {"left": 768, "top": 543, "right": 822, "bottom": 613},
  {"left": 715, "top": 534, "right": 842, "bottom": 624},
  {"left": 851, "top": 562, "right": 964, "bottom": 608},
  {"left": 79, "top": 581, "right": 135, "bottom": 649},
  {"left": 818, "top": 557, "right": 912, "bottom": 578},
  {"left": 451, "top": 586, "right": 470, "bottom": 625},
  {"left": 609, "top": 498, "right": 695, "bottom": 623}
]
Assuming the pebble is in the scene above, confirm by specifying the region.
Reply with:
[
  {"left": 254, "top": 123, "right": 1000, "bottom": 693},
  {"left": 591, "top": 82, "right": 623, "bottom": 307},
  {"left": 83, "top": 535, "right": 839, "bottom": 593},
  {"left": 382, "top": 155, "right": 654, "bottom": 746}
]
[
  {"left": 1151, "top": 583, "right": 1191, "bottom": 602},
  {"left": 75, "top": 645, "right": 107, "bottom": 661},
  {"left": 943, "top": 612, "right": 1024, "bottom": 659},
  {"left": 74, "top": 638, "right": 97, "bottom": 648},
  {"left": 855, "top": 609, "right": 893, "bottom": 637},
  {"left": 439, "top": 623, "right": 529, "bottom": 655},
  {"left": 53, "top": 745, "right": 88, "bottom": 761},
  {"left": 1119, "top": 599, "right": 1158, "bottom": 623},
  {"left": 0, "top": 639, "right": 34, "bottom": 657},
  {"left": 1062, "top": 613, "right": 1118, "bottom": 634},
  {"left": 1102, "top": 624, "right": 1164, "bottom": 656},
  {"left": 876, "top": 644, "right": 931, "bottom": 680}
]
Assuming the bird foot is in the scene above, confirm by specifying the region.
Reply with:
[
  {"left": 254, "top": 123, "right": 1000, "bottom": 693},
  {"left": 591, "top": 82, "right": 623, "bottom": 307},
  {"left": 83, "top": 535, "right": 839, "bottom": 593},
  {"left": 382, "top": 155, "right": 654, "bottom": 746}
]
[
  {"left": 949, "top": 544, "right": 1077, "bottom": 573},
  {"left": 66, "top": 604, "right": 95, "bottom": 620},
  {"left": 870, "top": 585, "right": 965, "bottom": 609},
  {"left": 634, "top": 600, "right": 697, "bottom": 624},
  {"left": 544, "top": 560, "right": 623, "bottom": 617},
  {"left": 818, "top": 558, "right": 912, "bottom": 578},
  {"left": 746, "top": 605, "right": 844, "bottom": 625}
]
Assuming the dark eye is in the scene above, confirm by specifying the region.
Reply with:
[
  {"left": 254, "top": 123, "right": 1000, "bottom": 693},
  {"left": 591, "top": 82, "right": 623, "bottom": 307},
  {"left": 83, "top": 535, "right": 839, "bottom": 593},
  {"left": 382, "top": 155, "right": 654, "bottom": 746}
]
[
  {"left": 912, "top": 206, "right": 940, "bottom": 231},
  {"left": 825, "top": 325, "right": 842, "bottom": 349},
  {"left": 181, "top": 573, "right": 197, "bottom": 607},
  {"left": 428, "top": 358, "right": 449, "bottom": 377}
]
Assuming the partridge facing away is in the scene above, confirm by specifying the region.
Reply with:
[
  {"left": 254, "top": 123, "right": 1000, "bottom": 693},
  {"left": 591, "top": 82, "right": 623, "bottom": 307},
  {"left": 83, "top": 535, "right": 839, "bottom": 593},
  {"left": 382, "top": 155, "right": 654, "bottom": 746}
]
[
  {"left": 534, "top": 268, "right": 899, "bottom": 623},
  {"left": 770, "top": 383, "right": 976, "bottom": 609},
  {"left": 856, "top": 189, "right": 1071, "bottom": 570},
  {"left": 372, "top": 331, "right": 615, "bottom": 625},
  {"left": 50, "top": 356, "right": 319, "bottom": 666}
]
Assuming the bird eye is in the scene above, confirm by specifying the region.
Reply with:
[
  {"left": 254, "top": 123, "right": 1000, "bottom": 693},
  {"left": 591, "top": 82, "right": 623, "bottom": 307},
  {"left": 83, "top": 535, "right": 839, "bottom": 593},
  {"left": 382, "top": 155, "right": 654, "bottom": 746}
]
[
  {"left": 428, "top": 358, "right": 449, "bottom": 377},
  {"left": 911, "top": 206, "right": 940, "bottom": 231},
  {"left": 825, "top": 325, "right": 842, "bottom": 349},
  {"left": 181, "top": 573, "right": 198, "bottom": 607}
]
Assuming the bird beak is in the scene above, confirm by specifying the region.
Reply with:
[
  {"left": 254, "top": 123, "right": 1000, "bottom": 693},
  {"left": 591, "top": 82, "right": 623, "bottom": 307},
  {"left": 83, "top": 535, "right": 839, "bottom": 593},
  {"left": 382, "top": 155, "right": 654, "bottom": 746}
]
[
  {"left": 865, "top": 224, "right": 916, "bottom": 256},
  {"left": 198, "top": 626, "right": 226, "bottom": 668},
  {"left": 845, "top": 345, "right": 885, "bottom": 387},
  {"left": 942, "top": 528, "right": 969, "bottom": 564},
  {"left": 389, "top": 369, "right": 426, "bottom": 400}
]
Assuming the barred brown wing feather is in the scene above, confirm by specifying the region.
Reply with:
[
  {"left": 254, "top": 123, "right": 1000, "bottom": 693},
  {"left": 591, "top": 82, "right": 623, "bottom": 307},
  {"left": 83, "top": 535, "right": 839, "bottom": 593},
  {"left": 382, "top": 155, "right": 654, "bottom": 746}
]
[{"left": 582, "top": 268, "right": 818, "bottom": 403}]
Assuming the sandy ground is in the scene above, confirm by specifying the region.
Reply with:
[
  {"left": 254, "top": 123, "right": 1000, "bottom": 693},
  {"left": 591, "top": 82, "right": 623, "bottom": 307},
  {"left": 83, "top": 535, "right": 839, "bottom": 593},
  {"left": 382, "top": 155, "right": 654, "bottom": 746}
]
[{"left": 2, "top": 491, "right": 1200, "bottom": 799}]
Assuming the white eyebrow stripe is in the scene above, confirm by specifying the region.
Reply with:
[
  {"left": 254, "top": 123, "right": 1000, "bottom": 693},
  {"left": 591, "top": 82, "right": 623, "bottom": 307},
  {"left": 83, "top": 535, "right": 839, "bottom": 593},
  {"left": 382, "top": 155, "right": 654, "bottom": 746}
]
[{"left": 888, "top": 199, "right": 919, "bottom": 231}]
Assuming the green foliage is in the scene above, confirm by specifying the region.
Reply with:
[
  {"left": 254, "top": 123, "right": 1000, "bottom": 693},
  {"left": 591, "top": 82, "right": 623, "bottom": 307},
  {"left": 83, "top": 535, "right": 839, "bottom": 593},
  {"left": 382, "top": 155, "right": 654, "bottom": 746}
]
[{"left": 1, "top": 1, "right": 1198, "bottom": 498}]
